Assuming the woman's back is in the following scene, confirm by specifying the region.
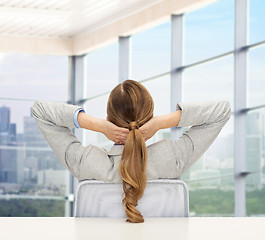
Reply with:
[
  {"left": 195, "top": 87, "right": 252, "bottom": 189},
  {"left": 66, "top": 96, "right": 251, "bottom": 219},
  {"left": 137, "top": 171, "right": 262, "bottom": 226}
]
[
  {"left": 80, "top": 138, "right": 179, "bottom": 183},
  {"left": 31, "top": 99, "right": 231, "bottom": 183},
  {"left": 31, "top": 80, "right": 231, "bottom": 223}
]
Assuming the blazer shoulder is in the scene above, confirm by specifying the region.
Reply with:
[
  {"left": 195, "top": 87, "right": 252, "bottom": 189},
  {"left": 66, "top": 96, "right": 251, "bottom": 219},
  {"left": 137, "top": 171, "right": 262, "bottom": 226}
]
[
  {"left": 146, "top": 139, "right": 170, "bottom": 151},
  {"left": 78, "top": 144, "right": 115, "bottom": 182},
  {"left": 146, "top": 139, "right": 176, "bottom": 165},
  {"left": 145, "top": 139, "right": 183, "bottom": 178}
]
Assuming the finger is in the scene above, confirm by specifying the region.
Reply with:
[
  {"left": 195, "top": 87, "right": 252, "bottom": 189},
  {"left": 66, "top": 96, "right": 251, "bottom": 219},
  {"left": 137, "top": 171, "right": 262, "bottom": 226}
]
[
  {"left": 119, "top": 132, "right": 129, "bottom": 138},
  {"left": 119, "top": 128, "right": 129, "bottom": 134},
  {"left": 115, "top": 131, "right": 125, "bottom": 138},
  {"left": 117, "top": 135, "right": 125, "bottom": 140},
  {"left": 121, "top": 137, "right": 127, "bottom": 142}
]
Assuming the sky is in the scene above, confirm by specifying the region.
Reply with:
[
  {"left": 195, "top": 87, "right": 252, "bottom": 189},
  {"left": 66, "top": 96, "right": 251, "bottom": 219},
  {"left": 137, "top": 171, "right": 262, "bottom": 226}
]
[{"left": 0, "top": 0, "right": 264, "bottom": 140}]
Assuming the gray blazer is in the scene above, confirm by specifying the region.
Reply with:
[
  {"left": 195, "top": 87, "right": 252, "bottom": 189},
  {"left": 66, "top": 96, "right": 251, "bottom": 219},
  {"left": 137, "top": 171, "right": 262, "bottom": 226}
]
[{"left": 31, "top": 100, "right": 231, "bottom": 183}]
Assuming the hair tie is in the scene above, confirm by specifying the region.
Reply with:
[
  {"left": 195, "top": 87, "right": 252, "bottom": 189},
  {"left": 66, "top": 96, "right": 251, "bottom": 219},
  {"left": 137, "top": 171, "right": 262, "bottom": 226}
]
[{"left": 129, "top": 121, "right": 139, "bottom": 131}]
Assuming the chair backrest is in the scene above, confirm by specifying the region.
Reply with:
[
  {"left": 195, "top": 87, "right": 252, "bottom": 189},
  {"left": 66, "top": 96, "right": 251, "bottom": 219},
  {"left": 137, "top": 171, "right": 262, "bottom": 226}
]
[{"left": 74, "top": 179, "right": 189, "bottom": 218}]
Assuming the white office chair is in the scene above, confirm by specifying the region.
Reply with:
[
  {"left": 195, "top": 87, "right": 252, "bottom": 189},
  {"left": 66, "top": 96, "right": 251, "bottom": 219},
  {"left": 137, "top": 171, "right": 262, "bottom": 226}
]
[{"left": 74, "top": 179, "right": 189, "bottom": 218}]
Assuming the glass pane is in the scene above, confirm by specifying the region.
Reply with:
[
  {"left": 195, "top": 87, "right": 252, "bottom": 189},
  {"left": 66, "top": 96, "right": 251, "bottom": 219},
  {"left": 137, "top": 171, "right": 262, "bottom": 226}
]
[
  {"left": 0, "top": 100, "right": 69, "bottom": 198},
  {"left": 249, "top": 0, "right": 265, "bottom": 44},
  {"left": 85, "top": 42, "right": 118, "bottom": 98},
  {"left": 141, "top": 75, "right": 171, "bottom": 143},
  {"left": 246, "top": 108, "right": 265, "bottom": 173},
  {"left": 83, "top": 94, "right": 111, "bottom": 150},
  {"left": 0, "top": 53, "right": 68, "bottom": 102},
  {"left": 247, "top": 46, "right": 265, "bottom": 108},
  {"left": 0, "top": 199, "right": 64, "bottom": 217},
  {"left": 187, "top": 176, "right": 234, "bottom": 216},
  {"left": 182, "top": 55, "right": 234, "bottom": 111},
  {"left": 181, "top": 114, "right": 234, "bottom": 181},
  {"left": 183, "top": 0, "right": 234, "bottom": 65},
  {"left": 246, "top": 173, "right": 265, "bottom": 216},
  {"left": 131, "top": 21, "right": 171, "bottom": 80}
]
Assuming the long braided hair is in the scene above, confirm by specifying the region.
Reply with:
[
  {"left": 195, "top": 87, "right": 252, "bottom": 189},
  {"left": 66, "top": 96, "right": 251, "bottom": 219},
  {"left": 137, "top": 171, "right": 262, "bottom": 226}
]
[{"left": 106, "top": 79, "right": 154, "bottom": 223}]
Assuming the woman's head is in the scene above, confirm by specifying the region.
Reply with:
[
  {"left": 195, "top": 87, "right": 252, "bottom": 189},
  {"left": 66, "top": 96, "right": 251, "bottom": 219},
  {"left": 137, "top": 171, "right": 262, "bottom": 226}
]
[{"left": 107, "top": 79, "right": 154, "bottom": 223}]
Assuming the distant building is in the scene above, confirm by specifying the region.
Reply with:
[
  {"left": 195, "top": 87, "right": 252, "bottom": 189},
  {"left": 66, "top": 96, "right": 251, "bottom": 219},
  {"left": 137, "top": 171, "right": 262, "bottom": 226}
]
[
  {"left": 207, "top": 134, "right": 234, "bottom": 160},
  {"left": 246, "top": 112, "right": 264, "bottom": 189},
  {"left": 23, "top": 156, "right": 38, "bottom": 181},
  {"left": 204, "top": 155, "right": 220, "bottom": 169},
  {"left": 0, "top": 105, "right": 24, "bottom": 184},
  {"left": 0, "top": 142, "right": 24, "bottom": 184},
  {"left": 24, "top": 115, "right": 47, "bottom": 148},
  {"left": 190, "top": 169, "right": 221, "bottom": 187},
  {"left": 23, "top": 113, "right": 59, "bottom": 175},
  {"left": 37, "top": 168, "right": 66, "bottom": 187},
  {"left": 8, "top": 123, "right": 16, "bottom": 143},
  {"left": 0, "top": 105, "right": 10, "bottom": 133}
]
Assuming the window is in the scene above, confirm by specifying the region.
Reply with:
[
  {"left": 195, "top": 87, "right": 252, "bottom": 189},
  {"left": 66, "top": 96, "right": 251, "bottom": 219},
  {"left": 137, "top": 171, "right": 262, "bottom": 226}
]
[
  {"left": 0, "top": 53, "right": 68, "bottom": 217},
  {"left": 0, "top": 53, "right": 68, "bottom": 101},
  {"left": 246, "top": 173, "right": 265, "bottom": 216},
  {"left": 249, "top": 0, "right": 265, "bottom": 44},
  {"left": 141, "top": 74, "right": 171, "bottom": 144},
  {"left": 245, "top": 108, "right": 265, "bottom": 174},
  {"left": 183, "top": 0, "right": 234, "bottom": 65},
  {"left": 83, "top": 94, "right": 110, "bottom": 150},
  {"left": 182, "top": 115, "right": 234, "bottom": 182},
  {"left": 247, "top": 46, "right": 265, "bottom": 108},
  {"left": 188, "top": 176, "right": 234, "bottom": 216},
  {"left": 131, "top": 21, "right": 171, "bottom": 80},
  {"left": 182, "top": 55, "right": 234, "bottom": 111},
  {"left": 85, "top": 42, "right": 119, "bottom": 98}
]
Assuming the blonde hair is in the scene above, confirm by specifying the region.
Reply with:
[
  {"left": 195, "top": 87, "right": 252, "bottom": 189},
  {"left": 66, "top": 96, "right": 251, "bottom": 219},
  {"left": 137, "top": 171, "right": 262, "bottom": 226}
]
[{"left": 107, "top": 79, "right": 154, "bottom": 223}]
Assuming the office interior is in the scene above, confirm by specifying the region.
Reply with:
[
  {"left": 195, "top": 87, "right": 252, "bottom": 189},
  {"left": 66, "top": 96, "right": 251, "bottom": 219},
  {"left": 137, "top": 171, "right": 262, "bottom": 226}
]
[{"left": 0, "top": 0, "right": 264, "bottom": 218}]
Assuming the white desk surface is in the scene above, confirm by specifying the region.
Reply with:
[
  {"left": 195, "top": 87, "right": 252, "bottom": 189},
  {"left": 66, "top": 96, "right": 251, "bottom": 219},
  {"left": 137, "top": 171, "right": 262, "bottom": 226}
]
[{"left": 0, "top": 217, "right": 264, "bottom": 240}]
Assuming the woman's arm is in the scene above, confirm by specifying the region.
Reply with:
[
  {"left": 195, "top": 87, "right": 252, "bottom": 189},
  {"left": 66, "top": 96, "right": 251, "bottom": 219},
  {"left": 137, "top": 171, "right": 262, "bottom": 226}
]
[
  {"left": 31, "top": 100, "right": 129, "bottom": 180},
  {"left": 138, "top": 110, "right": 182, "bottom": 141},
  {"left": 139, "top": 100, "right": 231, "bottom": 177},
  {"left": 165, "top": 100, "right": 231, "bottom": 175},
  {"left": 156, "top": 110, "right": 182, "bottom": 130},
  {"left": 31, "top": 100, "right": 88, "bottom": 179},
  {"left": 77, "top": 111, "right": 102, "bottom": 132},
  {"left": 77, "top": 111, "right": 129, "bottom": 144}
]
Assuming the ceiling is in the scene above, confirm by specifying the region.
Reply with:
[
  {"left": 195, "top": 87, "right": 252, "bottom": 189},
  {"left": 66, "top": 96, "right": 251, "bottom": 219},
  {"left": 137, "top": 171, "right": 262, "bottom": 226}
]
[
  {"left": 0, "top": 0, "right": 164, "bottom": 38},
  {"left": 0, "top": 0, "right": 216, "bottom": 55}
]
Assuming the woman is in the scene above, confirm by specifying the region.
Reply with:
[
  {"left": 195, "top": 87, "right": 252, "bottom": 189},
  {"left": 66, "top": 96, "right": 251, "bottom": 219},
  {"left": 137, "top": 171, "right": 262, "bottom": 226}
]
[{"left": 31, "top": 79, "right": 231, "bottom": 223}]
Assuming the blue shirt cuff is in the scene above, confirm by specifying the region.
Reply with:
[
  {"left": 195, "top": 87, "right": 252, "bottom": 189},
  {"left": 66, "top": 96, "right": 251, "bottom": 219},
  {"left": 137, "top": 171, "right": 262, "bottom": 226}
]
[{"left": 73, "top": 108, "right": 85, "bottom": 128}]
